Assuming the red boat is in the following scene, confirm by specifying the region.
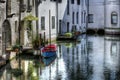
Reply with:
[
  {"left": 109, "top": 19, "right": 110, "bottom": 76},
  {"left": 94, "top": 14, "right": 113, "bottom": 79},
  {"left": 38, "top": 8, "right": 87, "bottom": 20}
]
[{"left": 41, "top": 44, "right": 57, "bottom": 53}]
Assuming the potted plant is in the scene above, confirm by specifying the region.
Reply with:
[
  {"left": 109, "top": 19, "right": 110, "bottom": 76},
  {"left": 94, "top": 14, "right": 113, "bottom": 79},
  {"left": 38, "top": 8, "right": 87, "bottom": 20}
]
[
  {"left": 12, "top": 44, "right": 22, "bottom": 52},
  {"left": 32, "top": 38, "right": 39, "bottom": 49},
  {"left": 11, "top": 68, "right": 23, "bottom": 77}
]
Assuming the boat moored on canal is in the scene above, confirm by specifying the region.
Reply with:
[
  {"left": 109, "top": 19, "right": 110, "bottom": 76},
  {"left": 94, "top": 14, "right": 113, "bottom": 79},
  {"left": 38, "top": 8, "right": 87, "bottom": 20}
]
[
  {"left": 41, "top": 54, "right": 57, "bottom": 66},
  {"left": 41, "top": 44, "right": 57, "bottom": 58}
]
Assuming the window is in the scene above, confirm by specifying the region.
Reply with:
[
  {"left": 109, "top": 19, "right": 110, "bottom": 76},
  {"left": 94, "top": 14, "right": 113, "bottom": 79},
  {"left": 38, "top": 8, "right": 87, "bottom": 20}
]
[
  {"left": 111, "top": 12, "right": 118, "bottom": 24},
  {"left": 72, "top": 12, "right": 74, "bottom": 24},
  {"left": 32, "top": 0, "right": 34, "bottom": 6},
  {"left": 28, "top": 0, "right": 30, "bottom": 6},
  {"left": 77, "top": 0, "right": 80, "bottom": 5},
  {"left": 27, "top": 0, "right": 32, "bottom": 12},
  {"left": 88, "top": 14, "right": 93, "bottom": 23},
  {"left": 67, "top": 22, "right": 69, "bottom": 32},
  {"left": 21, "top": 0, "right": 23, "bottom": 3},
  {"left": 51, "top": 0, "right": 62, "bottom": 3},
  {"left": 81, "top": 12, "right": 83, "bottom": 23},
  {"left": 67, "top": 0, "right": 69, "bottom": 15},
  {"left": 41, "top": 17, "right": 45, "bottom": 30},
  {"left": 71, "top": 0, "right": 74, "bottom": 4},
  {"left": 58, "top": 0, "right": 62, "bottom": 3},
  {"left": 111, "top": 43, "right": 117, "bottom": 55},
  {"left": 15, "top": 21, "right": 17, "bottom": 32},
  {"left": 6, "top": 0, "right": 11, "bottom": 16},
  {"left": 84, "top": 12, "right": 86, "bottom": 23},
  {"left": 52, "top": 16, "right": 55, "bottom": 29},
  {"left": 76, "top": 12, "right": 79, "bottom": 24}
]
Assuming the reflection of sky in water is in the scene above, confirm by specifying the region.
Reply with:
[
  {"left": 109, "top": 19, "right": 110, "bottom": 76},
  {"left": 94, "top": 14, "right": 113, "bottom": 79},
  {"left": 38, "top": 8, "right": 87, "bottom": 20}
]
[
  {"left": 18, "top": 36, "right": 120, "bottom": 80},
  {"left": 0, "top": 35, "right": 120, "bottom": 80},
  {"left": 40, "top": 58, "right": 67, "bottom": 80}
]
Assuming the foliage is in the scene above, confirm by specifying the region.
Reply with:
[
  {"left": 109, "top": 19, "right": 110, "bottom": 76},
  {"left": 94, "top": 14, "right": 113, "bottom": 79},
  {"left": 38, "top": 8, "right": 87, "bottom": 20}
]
[
  {"left": 32, "top": 35, "right": 45, "bottom": 49},
  {"left": 65, "top": 32, "right": 73, "bottom": 38},
  {"left": 32, "top": 38, "right": 40, "bottom": 49},
  {"left": 23, "top": 14, "right": 38, "bottom": 21},
  {"left": 11, "top": 68, "right": 23, "bottom": 77},
  {"left": 65, "top": 43, "right": 72, "bottom": 48},
  {"left": 28, "top": 63, "right": 39, "bottom": 80},
  {"left": 12, "top": 45, "right": 21, "bottom": 50}
]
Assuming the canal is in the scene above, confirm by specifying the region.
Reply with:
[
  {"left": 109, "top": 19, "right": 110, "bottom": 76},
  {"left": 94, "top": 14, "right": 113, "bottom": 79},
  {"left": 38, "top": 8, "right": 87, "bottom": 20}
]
[{"left": 0, "top": 35, "right": 120, "bottom": 80}]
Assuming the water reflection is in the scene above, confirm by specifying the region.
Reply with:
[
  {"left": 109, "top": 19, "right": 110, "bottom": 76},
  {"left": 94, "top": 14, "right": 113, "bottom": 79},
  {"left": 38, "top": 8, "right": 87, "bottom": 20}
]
[
  {"left": 0, "top": 35, "right": 120, "bottom": 80},
  {"left": 104, "top": 36, "right": 120, "bottom": 80}
]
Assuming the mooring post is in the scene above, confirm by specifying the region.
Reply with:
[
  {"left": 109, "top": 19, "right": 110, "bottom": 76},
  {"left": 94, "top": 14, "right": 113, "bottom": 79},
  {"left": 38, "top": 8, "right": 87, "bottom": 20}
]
[
  {"left": 44, "top": 32, "right": 46, "bottom": 46},
  {"left": 39, "top": 33, "right": 41, "bottom": 56}
]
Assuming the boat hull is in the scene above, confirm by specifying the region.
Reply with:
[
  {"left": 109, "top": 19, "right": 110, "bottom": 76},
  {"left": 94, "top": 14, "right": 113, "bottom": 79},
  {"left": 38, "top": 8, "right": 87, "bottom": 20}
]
[
  {"left": 42, "top": 51, "right": 56, "bottom": 58},
  {"left": 41, "top": 44, "right": 57, "bottom": 52},
  {"left": 41, "top": 55, "right": 56, "bottom": 66}
]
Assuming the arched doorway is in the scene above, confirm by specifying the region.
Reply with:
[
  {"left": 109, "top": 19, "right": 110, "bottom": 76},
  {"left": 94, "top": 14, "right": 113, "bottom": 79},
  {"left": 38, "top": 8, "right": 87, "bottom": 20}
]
[{"left": 2, "top": 20, "right": 11, "bottom": 54}]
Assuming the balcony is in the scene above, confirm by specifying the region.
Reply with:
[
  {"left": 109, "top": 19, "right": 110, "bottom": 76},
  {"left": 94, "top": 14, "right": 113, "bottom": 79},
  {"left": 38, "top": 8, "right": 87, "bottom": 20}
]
[
  {"left": 0, "top": 0, "right": 5, "bottom": 3},
  {"left": 20, "top": 4, "right": 26, "bottom": 12},
  {"left": 27, "top": 5, "right": 32, "bottom": 12}
]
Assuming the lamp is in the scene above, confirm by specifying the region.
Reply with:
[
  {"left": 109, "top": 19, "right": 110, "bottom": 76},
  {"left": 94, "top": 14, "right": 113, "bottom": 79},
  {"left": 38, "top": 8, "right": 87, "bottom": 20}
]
[{"left": 7, "top": 13, "right": 16, "bottom": 18}]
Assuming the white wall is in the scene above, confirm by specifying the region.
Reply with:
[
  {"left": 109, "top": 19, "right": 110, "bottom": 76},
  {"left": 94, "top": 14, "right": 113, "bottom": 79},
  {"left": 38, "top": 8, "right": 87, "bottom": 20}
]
[
  {"left": 105, "top": 2, "right": 120, "bottom": 28},
  {"left": 60, "top": 0, "right": 82, "bottom": 33},
  {"left": 88, "top": 0, "right": 104, "bottom": 29},
  {"left": 38, "top": 1, "right": 57, "bottom": 40},
  {"left": 38, "top": 0, "right": 88, "bottom": 36},
  {"left": 81, "top": 0, "right": 88, "bottom": 32},
  {"left": 0, "top": 2, "right": 6, "bottom": 55},
  {"left": 20, "top": 0, "right": 36, "bottom": 46}
]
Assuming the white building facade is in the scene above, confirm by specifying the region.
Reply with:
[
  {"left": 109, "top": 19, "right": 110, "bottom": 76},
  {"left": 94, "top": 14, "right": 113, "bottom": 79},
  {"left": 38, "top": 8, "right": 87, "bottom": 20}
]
[
  {"left": 105, "top": 0, "right": 120, "bottom": 34},
  {"left": 20, "top": 0, "right": 37, "bottom": 46},
  {"left": 0, "top": 0, "right": 6, "bottom": 56},
  {"left": 88, "top": 0, "right": 120, "bottom": 34},
  {"left": 88, "top": 0, "right": 105, "bottom": 33},
  {"left": 38, "top": 0, "right": 88, "bottom": 41},
  {"left": 38, "top": 0, "right": 58, "bottom": 41},
  {"left": 0, "top": 0, "right": 37, "bottom": 58}
]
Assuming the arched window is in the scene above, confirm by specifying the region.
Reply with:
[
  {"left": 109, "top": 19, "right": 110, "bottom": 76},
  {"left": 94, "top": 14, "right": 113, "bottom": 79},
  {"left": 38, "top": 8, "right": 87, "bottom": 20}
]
[{"left": 111, "top": 12, "right": 118, "bottom": 24}]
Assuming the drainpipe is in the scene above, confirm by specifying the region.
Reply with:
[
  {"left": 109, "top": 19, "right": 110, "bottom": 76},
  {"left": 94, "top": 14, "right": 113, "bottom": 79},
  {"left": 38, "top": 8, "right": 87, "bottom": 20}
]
[
  {"left": 35, "top": 0, "right": 39, "bottom": 39},
  {"left": 56, "top": 0, "right": 58, "bottom": 36},
  {"left": 18, "top": 0, "right": 21, "bottom": 45},
  {"left": 104, "top": 0, "right": 106, "bottom": 32},
  {"left": 86, "top": 0, "right": 89, "bottom": 32},
  {"left": 49, "top": 10, "right": 51, "bottom": 45}
]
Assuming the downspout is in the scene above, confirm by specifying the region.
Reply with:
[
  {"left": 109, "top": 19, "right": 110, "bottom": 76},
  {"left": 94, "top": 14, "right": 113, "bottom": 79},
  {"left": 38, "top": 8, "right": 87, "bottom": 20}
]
[
  {"left": 56, "top": 0, "right": 58, "bottom": 36},
  {"left": 104, "top": 0, "right": 106, "bottom": 33},
  {"left": 18, "top": 0, "right": 21, "bottom": 45},
  {"left": 86, "top": 0, "right": 89, "bottom": 32},
  {"left": 35, "top": 0, "right": 39, "bottom": 38}
]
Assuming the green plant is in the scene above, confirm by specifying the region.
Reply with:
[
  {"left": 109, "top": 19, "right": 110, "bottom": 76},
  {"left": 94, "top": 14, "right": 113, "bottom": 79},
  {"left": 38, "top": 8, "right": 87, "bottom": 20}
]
[
  {"left": 65, "top": 32, "right": 73, "bottom": 38},
  {"left": 32, "top": 38, "right": 39, "bottom": 49},
  {"left": 12, "top": 45, "right": 20, "bottom": 50},
  {"left": 12, "top": 44, "right": 22, "bottom": 52},
  {"left": 11, "top": 68, "right": 23, "bottom": 77}
]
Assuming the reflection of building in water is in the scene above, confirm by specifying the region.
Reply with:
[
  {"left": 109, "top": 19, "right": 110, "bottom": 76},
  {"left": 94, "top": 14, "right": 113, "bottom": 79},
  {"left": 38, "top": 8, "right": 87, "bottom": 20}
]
[
  {"left": 60, "top": 35, "right": 88, "bottom": 79},
  {"left": 104, "top": 36, "right": 120, "bottom": 80},
  {"left": 87, "top": 36, "right": 105, "bottom": 80},
  {"left": 0, "top": 57, "right": 40, "bottom": 80}
]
